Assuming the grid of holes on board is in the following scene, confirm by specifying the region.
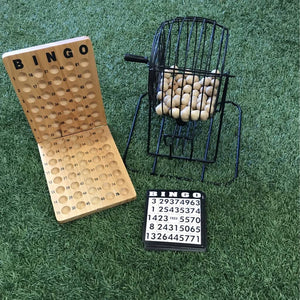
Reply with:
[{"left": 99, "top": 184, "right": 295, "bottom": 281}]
[
  {"left": 39, "top": 126, "right": 136, "bottom": 222},
  {"left": 14, "top": 52, "right": 104, "bottom": 142}
]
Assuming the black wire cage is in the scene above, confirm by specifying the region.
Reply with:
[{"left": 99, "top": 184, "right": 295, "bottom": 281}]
[{"left": 123, "top": 17, "right": 242, "bottom": 184}]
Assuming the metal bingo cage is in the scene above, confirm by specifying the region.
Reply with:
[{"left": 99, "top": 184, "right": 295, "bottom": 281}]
[{"left": 123, "top": 17, "right": 242, "bottom": 184}]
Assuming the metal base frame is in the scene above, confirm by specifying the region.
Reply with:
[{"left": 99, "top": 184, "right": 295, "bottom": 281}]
[{"left": 123, "top": 93, "right": 242, "bottom": 185}]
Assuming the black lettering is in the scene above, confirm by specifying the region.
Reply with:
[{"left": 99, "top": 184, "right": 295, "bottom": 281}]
[
  {"left": 13, "top": 59, "right": 24, "bottom": 70},
  {"left": 79, "top": 44, "right": 88, "bottom": 55},
  {"left": 32, "top": 55, "right": 38, "bottom": 65},
  {"left": 46, "top": 51, "right": 56, "bottom": 62},
  {"left": 63, "top": 48, "right": 73, "bottom": 58}
]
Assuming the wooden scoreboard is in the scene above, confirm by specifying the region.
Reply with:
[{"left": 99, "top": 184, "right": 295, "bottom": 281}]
[{"left": 3, "top": 36, "right": 136, "bottom": 223}]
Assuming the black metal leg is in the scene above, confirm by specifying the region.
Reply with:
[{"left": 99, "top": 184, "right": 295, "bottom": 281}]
[
  {"left": 123, "top": 93, "right": 242, "bottom": 185},
  {"left": 123, "top": 93, "right": 147, "bottom": 164}
]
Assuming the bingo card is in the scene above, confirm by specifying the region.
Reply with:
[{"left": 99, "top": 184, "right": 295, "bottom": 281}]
[{"left": 143, "top": 190, "right": 206, "bottom": 251}]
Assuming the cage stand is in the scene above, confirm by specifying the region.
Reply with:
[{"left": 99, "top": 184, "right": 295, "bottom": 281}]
[
  {"left": 123, "top": 17, "right": 242, "bottom": 185},
  {"left": 123, "top": 93, "right": 242, "bottom": 185}
]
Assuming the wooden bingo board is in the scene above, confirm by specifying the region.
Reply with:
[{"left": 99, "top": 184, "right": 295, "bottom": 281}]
[{"left": 2, "top": 36, "right": 136, "bottom": 223}]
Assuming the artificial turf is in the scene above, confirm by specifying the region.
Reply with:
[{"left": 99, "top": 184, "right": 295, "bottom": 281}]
[{"left": 0, "top": 0, "right": 299, "bottom": 299}]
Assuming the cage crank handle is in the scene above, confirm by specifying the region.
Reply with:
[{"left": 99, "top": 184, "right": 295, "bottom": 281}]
[{"left": 124, "top": 53, "right": 149, "bottom": 64}]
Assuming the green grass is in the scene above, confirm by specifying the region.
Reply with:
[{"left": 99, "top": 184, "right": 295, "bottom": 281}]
[{"left": 0, "top": 0, "right": 299, "bottom": 299}]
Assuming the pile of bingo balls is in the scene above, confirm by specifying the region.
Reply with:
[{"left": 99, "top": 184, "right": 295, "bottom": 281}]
[{"left": 155, "top": 67, "right": 220, "bottom": 122}]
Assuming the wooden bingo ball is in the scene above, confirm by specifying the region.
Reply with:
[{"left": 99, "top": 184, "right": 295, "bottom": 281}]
[
  {"left": 156, "top": 103, "right": 169, "bottom": 115},
  {"left": 181, "top": 93, "right": 191, "bottom": 106},
  {"left": 191, "top": 110, "right": 201, "bottom": 121},
  {"left": 169, "top": 107, "right": 180, "bottom": 119},
  {"left": 180, "top": 106, "right": 191, "bottom": 121},
  {"left": 182, "top": 84, "right": 192, "bottom": 94}
]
